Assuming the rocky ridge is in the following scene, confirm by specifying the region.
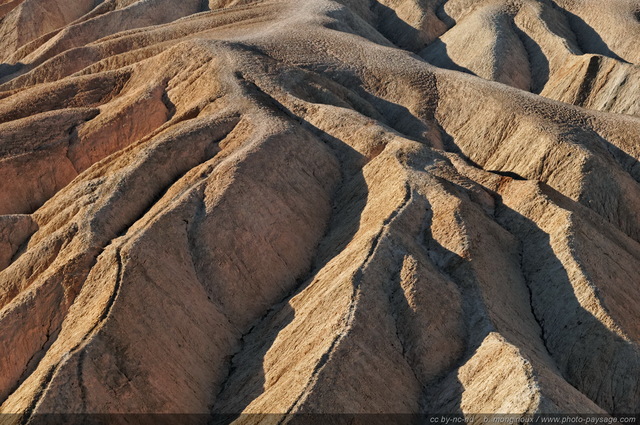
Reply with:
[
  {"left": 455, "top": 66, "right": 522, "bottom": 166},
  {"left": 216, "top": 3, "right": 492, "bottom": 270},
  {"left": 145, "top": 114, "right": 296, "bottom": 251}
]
[{"left": 0, "top": 0, "right": 639, "bottom": 421}]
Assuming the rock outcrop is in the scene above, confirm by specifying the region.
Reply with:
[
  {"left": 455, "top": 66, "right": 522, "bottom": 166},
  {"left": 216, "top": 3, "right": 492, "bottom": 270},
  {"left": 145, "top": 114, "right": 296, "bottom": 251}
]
[{"left": 0, "top": 0, "right": 639, "bottom": 421}]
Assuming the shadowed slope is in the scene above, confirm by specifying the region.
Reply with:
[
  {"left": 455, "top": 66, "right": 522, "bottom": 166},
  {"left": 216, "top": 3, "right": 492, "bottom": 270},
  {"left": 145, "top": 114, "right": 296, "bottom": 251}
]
[{"left": 0, "top": 0, "right": 639, "bottom": 420}]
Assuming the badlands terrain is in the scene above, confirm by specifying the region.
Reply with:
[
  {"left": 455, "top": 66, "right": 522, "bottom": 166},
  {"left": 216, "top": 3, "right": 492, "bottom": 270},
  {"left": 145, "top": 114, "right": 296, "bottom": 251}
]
[{"left": 0, "top": 0, "right": 639, "bottom": 421}]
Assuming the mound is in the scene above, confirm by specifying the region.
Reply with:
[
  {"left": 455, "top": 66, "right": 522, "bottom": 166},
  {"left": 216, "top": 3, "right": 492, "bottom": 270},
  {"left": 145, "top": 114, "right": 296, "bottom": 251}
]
[{"left": 0, "top": 0, "right": 639, "bottom": 421}]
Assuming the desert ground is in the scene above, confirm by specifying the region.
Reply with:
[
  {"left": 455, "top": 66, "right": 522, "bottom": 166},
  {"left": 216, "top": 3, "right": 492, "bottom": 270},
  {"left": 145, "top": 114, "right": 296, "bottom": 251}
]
[{"left": 0, "top": 0, "right": 639, "bottom": 422}]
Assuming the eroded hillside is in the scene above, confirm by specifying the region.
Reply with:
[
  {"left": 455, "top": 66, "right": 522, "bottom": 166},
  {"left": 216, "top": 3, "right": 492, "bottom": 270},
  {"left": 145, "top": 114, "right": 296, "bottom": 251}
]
[{"left": 0, "top": 0, "right": 639, "bottom": 422}]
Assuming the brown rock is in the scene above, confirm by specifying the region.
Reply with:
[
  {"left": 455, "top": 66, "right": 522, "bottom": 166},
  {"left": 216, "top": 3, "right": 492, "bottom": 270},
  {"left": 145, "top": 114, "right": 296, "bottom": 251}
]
[{"left": 0, "top": 0, "right": 639, "bottom": 419}]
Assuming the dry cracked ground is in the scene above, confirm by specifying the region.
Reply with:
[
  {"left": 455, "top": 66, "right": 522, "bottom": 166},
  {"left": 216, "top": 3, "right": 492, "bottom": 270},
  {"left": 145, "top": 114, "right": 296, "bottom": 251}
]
[{"left": 0, "top": 0, "right": 639, "bottom": 422}]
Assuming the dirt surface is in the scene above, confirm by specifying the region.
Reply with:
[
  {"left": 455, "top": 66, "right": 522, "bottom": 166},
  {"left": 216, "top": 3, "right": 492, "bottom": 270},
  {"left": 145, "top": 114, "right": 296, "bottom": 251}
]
[{"left": 0, "top": 0, "right": 639, "bottom": 420}]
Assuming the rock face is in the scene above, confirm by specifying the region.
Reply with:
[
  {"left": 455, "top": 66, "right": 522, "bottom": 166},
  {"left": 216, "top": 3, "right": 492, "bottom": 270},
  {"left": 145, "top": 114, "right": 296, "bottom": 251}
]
[{"left": 0, "top": 0, "right": 639, "bottom": 420}]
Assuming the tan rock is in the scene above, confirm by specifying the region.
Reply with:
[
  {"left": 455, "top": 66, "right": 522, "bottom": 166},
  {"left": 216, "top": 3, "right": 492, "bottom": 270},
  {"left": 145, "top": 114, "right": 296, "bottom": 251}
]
[{"left": 0, "top": 0, "right": 638, "bottom": 419}]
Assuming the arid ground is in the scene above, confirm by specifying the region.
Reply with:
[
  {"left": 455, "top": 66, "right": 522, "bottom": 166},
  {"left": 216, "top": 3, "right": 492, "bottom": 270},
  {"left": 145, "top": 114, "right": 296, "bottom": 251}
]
[{"left": 0, "top": 0, "right": 639, "bottom": 422}]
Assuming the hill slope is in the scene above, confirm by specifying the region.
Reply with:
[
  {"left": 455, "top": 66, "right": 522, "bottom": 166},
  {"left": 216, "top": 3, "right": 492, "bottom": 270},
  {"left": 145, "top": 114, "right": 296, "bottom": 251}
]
[{"left": 0, "top": 0, "right": 639, "bottom": 420}]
